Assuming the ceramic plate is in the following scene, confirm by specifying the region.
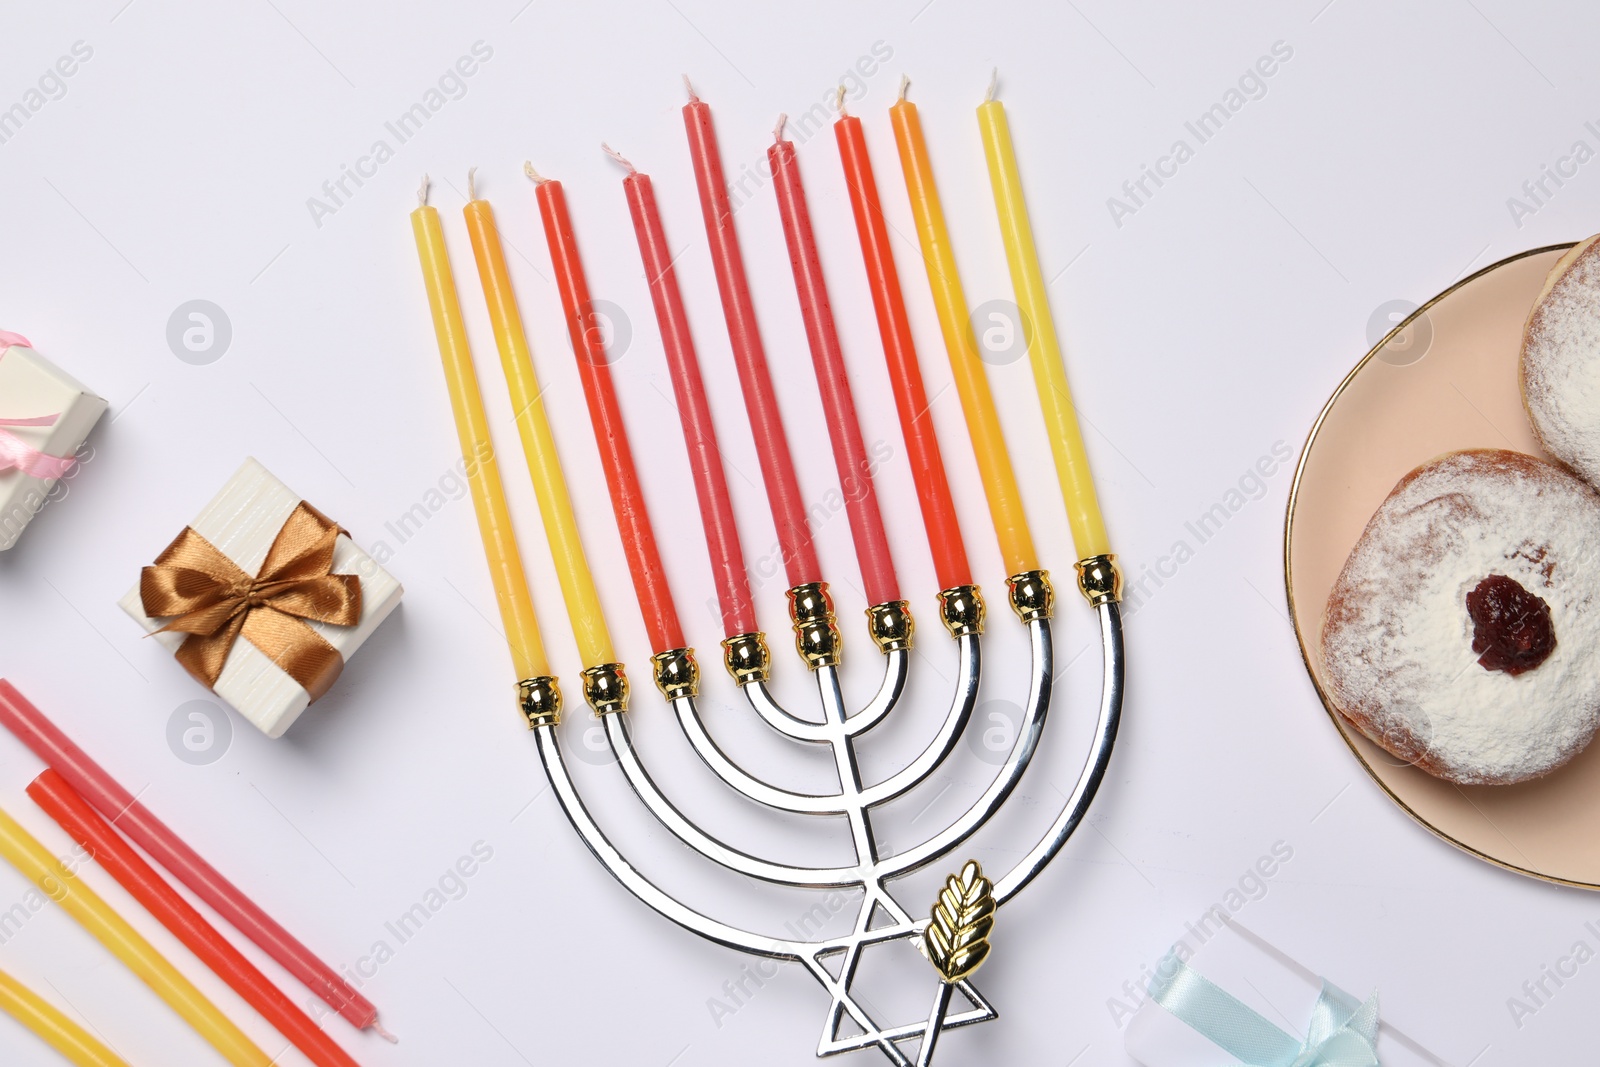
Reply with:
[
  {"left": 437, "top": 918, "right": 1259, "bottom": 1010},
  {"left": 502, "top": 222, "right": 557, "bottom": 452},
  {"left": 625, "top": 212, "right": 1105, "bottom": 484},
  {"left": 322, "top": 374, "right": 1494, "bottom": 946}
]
[{"left": 1284, "top": 242, "right": 1600, "bottom": 888}]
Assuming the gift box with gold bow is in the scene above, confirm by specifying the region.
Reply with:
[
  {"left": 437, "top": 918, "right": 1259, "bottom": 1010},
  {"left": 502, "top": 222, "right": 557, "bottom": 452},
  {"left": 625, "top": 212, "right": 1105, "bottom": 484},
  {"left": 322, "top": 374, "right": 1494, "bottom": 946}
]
[
  {"left": 119, "top": 458, "right": 403, "bottom": 738},
  {"left": 0, "top": 331, "right": 107, "bottom": 551}
]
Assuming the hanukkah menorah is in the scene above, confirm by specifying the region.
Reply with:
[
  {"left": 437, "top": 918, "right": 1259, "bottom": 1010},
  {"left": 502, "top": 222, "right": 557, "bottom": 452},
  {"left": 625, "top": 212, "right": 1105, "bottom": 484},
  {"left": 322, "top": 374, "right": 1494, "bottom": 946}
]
[
  {"left": 528, "top": 565, "right": 1124, "bottom": 1066},
  {"left": 413, "top": 80, "right": 1123, "bottom": 1065}
]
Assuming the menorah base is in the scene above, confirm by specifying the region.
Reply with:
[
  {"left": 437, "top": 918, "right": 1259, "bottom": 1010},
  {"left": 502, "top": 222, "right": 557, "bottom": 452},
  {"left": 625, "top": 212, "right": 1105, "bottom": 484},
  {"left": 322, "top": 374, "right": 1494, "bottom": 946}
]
[
  {"left": 800, "top": 921, "right": 997, "bottom": 1063},
  {"left": 528, "top": 593, "right": 1125, "bottom": 1065}
]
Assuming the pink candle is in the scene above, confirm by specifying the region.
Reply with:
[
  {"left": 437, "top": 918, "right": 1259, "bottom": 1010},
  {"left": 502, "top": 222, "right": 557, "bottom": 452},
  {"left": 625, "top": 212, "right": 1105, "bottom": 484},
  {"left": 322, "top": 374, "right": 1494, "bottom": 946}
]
[
  {"left": 29, "top": 770, "right": 362, "bottom": 1067},
  {"left": 682, "top": 84, "right": 822, "bottom": 591},
  {"left": 609, "top": 146, "right": 759, "bottom": 637},
  {"left": 768, "top": 118, "right": 900, "bottom": 608},
  {"left": 0, "top": 681, "right": 387, "bottom": 1037}
]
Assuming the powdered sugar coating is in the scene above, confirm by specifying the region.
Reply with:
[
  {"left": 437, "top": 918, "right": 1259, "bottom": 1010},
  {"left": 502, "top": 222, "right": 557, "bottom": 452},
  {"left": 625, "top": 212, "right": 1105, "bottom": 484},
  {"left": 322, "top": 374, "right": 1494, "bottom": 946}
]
[
  {"left": 1524, "top": 237, "right": 1600, "bottom": 487},
  {"left": 1321, "top": 450, "right": 1600, "bottom": 785}
]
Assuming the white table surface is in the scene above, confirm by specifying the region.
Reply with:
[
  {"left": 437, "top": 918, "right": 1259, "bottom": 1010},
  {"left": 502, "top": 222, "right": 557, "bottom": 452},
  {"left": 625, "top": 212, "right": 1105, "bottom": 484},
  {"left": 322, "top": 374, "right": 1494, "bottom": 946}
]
[{"left": 1, "top": 1, "right": 1594, "bottom": 1064}]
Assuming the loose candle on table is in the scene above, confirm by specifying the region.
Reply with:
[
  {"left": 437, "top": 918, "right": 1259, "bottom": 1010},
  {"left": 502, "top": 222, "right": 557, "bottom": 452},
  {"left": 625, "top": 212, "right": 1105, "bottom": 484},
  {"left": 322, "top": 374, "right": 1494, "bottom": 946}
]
[
  {"left": 528, "top": 164, "right": 683, "bottom": 655},
  {"left": 833, "top": 96, "right": 972, "bottom": 593},
  {"left": 0, "top": 968, "right": 130, "bottom": 1067},
  {"left": 28, "top": 770, "right": 362, "bottom": 1067},
  {"left": 769, "top": 116, "right": 901, "bottom": 609},
  {"left": 978, "top": 82, "right": 1109, "bottom": 560},
  {"left": 891, "top": 80, "right": 1039, "bottom": 577},
  {"left": 0, "top": 804, "right": 273, "bottom": 1067},
  {"left": 0, "top": 680, "right": 387, "bottom": 1039},
  {"left": 682, "top": 82, "right": 821, "bottom": 590},
  {"left": 412, "top": 177, "right": 552, "bottom": 684},
  {"left": 463, "top": 170, "right": 616, "bottom": 669},
  {"left": 608, "top": 145, "right": 758, "bottom": 638}
]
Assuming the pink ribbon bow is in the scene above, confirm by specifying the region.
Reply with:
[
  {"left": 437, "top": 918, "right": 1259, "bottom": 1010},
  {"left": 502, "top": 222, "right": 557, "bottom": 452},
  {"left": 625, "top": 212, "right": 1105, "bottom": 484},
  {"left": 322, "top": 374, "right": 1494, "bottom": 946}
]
[{"left": 0, "top": 332, "right": 77, "bottom": 480}]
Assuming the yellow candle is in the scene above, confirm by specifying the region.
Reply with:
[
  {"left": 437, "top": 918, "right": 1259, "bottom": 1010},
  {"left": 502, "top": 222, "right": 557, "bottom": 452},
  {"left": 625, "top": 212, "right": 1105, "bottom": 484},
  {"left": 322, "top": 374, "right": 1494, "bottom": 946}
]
[
  {"left": 464, "top": 187, "right": 615, "bottom": 670},
  {"left": 978, "top": 92, "right": 1110, "bottom": 560},
  {"left": 0, "top": 968, "right": 131, "bottom": 1067},
  {"left": 890, "top": 90, "right": 1038, "bottom": 578},
  {"left": 413, "top": 183, "right": 552, "bottom": 680},
  {"left": 0, "top": 807, "right": 271, "bottom": 1067}
]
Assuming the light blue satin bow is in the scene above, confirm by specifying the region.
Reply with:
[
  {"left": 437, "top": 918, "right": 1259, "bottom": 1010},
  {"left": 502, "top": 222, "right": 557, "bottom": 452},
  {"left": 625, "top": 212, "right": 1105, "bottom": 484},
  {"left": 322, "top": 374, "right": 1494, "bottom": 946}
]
[{"left": 1147, "top": 950, "right": 1380, "bottom": 1066}]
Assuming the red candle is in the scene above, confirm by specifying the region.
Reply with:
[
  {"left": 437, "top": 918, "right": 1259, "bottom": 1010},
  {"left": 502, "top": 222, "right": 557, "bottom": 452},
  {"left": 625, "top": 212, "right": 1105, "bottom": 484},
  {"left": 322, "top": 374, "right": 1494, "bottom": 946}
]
[
  {"left": 28, "top": 770, "right": 362, "bottom": 1067},
  {"left": 530, "top": 166, "right": 685, "bottom": 654},
  {"left": 682, "top": 84, "right": 821, "bottom": 590},
  {"left": 767, "top": 120, "right": 900, "bottom": 608},
  {"left": 0, "top": 681, "right": 386, "bottom": 1037},
  {"left": 833, "top": 109, "right": 972, "bottom": 592},
  {"left": 608, "top": 147, "right": 758, "bottom": 637}
]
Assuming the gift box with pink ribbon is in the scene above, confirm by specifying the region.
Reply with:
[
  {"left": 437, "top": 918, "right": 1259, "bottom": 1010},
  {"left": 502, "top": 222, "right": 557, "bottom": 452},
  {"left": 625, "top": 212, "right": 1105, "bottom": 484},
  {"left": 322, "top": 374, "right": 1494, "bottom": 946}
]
[
  {"left": 0, "top": 331, "right": 107, "bottom": 551},
  {"left": 119, "top": 458, "right": 403, "bottom": 739}
]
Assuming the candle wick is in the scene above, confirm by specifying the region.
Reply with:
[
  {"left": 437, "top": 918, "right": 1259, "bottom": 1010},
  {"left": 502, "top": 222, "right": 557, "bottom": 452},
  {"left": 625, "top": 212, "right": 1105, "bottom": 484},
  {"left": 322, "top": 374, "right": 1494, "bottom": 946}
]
[
  {"left": 600, "top": 143, "right": 637, "bottom": 175},
  {"left": 773, "top": 113, "right": 787, "bottom": 144},
  {"left": 371, "top": 1021, "right": 399, "bottom": 1044},
  {"left": 467, "top": 165, "right": 478, "bottom": 201},
  {"left": 683, "top": 73, "right": 698, "bottom": 102},
  {"left": 417, "top": 174, "right": 430, "bottom": 207},
  {"left": 835, "top": 85, "right": 847, "bottom": 116},
  {"left": 985, "top": 68, "right": 998, "bottom": 102},
  {"left": 523, "top": 160, "right": 548, "bottom": 185},
  {"left": 898, "top": 74, "right": 910, "bottom": 101}
]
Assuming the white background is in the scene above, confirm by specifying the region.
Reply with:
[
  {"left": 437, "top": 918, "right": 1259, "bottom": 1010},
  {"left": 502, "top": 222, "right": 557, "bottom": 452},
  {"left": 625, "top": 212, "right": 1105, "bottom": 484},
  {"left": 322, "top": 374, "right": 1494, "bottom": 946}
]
[{"left": 0, "top": 1, "right": 1595, "bottom": 1064}]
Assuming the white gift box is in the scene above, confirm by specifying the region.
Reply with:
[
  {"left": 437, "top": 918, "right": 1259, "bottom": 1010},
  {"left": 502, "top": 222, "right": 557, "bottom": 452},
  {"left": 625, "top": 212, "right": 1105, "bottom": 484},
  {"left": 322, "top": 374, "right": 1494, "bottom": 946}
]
[
  {"left": 1124, "top": 916, "right": 1445, "bottom": 1067},
  {"left": 120, "top": 458, "right": 403, "bottom": 739},
  {"left": 0, "top": 340, "right": 107, "bottom": 551}
]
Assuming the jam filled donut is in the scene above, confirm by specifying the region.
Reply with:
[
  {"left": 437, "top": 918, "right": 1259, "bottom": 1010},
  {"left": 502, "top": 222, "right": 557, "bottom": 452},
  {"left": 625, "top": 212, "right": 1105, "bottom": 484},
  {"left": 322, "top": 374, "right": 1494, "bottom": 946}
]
[
  {"left": 1523, "top": 235, "right": 1600, "bottom": 488},
  {"left": 1321, "top": 449, "right": 1600, "bottom": 785}
]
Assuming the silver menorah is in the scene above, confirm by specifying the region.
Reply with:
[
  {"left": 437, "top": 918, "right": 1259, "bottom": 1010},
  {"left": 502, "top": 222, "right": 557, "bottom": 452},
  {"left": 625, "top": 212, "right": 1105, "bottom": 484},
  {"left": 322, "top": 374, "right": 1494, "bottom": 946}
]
[{"left": 515, "top": 557, "right": 1124, "bottom": 1066}]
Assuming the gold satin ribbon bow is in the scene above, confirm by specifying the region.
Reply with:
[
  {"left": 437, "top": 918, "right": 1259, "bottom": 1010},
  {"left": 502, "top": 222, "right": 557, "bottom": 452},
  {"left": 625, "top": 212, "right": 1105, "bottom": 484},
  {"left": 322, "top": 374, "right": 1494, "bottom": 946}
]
[{"left": 139, "top": 502, "right": 363, "bottom": 703}]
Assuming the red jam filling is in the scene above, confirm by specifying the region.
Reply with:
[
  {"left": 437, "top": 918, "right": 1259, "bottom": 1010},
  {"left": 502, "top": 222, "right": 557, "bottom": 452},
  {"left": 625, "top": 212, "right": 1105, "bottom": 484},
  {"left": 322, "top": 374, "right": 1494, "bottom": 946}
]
[{"left": 1466, "top": 574, "right": 1555, "bottom": 676}]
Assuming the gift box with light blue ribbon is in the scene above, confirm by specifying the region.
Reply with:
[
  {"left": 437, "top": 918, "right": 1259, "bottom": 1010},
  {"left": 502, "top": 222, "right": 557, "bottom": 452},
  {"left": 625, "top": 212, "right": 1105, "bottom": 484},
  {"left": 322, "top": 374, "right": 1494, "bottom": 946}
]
[{"left": 1124, "top": 917, "right": 1446, "bottom": 1067}]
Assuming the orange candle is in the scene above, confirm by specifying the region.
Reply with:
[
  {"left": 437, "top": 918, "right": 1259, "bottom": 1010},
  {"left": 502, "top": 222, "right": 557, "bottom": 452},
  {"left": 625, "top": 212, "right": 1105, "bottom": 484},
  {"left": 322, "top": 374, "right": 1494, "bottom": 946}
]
[
  {"left": 529, "top": 164, "right": 685, "bottom": 654},
  {"left": 0, "top": 805, "right": 273, "bottom": 1067},
  {"left": 890, "top": 82, "right": 1038, "bottom": 577},
  {"left": 835, "top": 101, "right": 971, "bottom": 592},
  {"left": 29, "top": 770, "right": 361, "bottom": 1067}
]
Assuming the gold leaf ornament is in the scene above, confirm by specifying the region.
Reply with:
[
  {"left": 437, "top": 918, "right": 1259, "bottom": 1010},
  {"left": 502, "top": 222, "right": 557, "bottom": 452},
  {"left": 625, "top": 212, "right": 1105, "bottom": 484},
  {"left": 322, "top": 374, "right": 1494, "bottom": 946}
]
[{"left": 923, "top": 860, "right": 996, "bottom": 983}]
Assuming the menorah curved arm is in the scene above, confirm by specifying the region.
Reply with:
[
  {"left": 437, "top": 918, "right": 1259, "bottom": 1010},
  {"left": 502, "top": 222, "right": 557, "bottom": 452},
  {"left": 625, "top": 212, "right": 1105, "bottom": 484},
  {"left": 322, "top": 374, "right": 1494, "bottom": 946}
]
[
  {"left": 744, "top": 679, "right": 834, "bottom": 742},
  {"left": 672, "top": 635, "right": 977, "bottom": 814},
  {"left": 993, "top": 600, "right": 1124, "bottom": 905},
  {"left": 839, "top": 646, "right": 909, "bottom": 736},
  {"left": 534, "top": 721, "right": 917, "bottom": 1067},
  {"left": 602, "top": 710, "right": 866, "bottom": 887},
  {"left": 672, "top": 695, "right": 852, "bottom": 813},
  {"left": 853, "top": 633, "right": 979, "bottom": 807},
  {"left": 873, "top": 617, "right": 1053, "bottom": 879},
  {"left": 743, "top": 647, "right": 908, "bottom": 742},
  {"left": 532, "top": 722, "right": 810, "bottom": 958}
]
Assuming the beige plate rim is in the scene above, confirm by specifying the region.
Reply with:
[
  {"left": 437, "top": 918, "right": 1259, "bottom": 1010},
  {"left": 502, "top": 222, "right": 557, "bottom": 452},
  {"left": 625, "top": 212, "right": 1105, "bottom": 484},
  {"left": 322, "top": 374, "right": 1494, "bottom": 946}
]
[{"left": 1280, "top": 240, "right": 1598, "bottom": 891}]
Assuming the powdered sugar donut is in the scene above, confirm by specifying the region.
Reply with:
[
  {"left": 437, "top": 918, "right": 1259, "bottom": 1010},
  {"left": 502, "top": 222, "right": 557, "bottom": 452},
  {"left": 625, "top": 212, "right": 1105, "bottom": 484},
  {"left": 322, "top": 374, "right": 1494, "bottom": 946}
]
[
  {"left": 1321, "top": 449, "right": 1600, "bottom": 785},
  {"left": 1523, "top": 235, "right": 1600, "bottom": 487}
]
